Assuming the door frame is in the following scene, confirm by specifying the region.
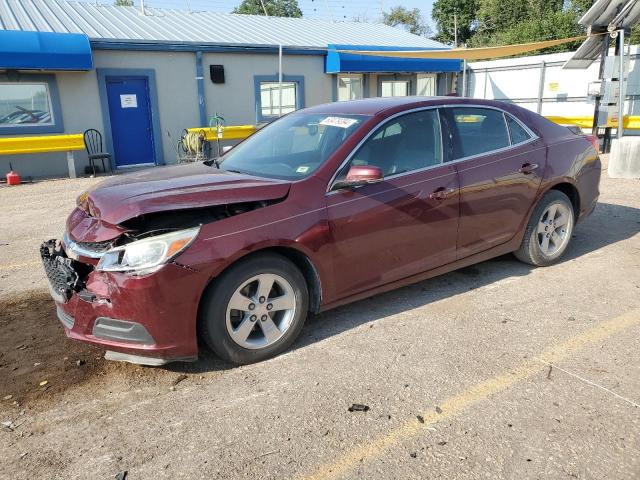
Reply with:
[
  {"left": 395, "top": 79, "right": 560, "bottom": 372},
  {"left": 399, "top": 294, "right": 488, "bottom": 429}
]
[{"left": 96, "top": 68, "right": 164, "bottom": 169}]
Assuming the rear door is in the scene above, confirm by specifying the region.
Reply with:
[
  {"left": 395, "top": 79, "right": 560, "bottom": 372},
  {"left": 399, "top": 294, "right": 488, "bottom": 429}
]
[
  {"left": 443, "top": 107, "right": 545, "bottom": 258},
  {"left": 324, "top": 109, "right": 459, "bottom": 301}
]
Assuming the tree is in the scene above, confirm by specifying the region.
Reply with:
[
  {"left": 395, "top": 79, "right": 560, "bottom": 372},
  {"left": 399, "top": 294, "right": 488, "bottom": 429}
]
[
  {"left": 462, "top": 0, "right": 593, "bottom": 55},
  {"left": 382, "top": 6, "right": 432, "bottom": 37},
  {"left": 114, "top": 0, "right": 134, "bottom": 6},
  {"left": 233, "top": 0, "right": 302, "bottom": 17},
  {"left": 431, "top": 0, "right": 477, "bottom": 45},
  {"left": 469, "top": 9, "right": 584, "bottom": 52},
  {"left": 571, "top": 0, "right": 596, "bottom": 16}
]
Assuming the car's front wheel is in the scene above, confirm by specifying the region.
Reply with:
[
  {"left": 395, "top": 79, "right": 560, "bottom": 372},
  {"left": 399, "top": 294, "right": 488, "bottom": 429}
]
[
  {"left": 515, "top": 190, "right": 575, "bottom": 266},
  {"left": 199, "top": 252, "right": 309, "bottom": 364}
]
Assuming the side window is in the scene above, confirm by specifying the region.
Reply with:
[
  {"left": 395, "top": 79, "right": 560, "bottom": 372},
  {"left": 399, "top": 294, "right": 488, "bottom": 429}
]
[
  {"left": 506, "top": 115, "right": 532, "bottom": 144},
  {"left": 449, "top": 107, "right": 510, "bottom": 159},
  {"left": 342, "top": 109, "right": 442, "bottom": 178}
]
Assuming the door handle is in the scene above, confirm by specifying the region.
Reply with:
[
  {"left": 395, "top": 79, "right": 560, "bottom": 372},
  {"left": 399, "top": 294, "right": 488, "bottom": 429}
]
[
  {"left": 429, "top": 187, "right": 455, "bottom": 201},
  {"left": 519, "top": 163, "right": 539, "bottom": 174}
]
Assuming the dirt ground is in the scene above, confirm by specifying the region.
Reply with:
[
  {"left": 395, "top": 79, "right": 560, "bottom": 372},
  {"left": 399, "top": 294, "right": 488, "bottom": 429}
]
[{"left": 0, "top": 159, "right": 639, "bottom": 480}]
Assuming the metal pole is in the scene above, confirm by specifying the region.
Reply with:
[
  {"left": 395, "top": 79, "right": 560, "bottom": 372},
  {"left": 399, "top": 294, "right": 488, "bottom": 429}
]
[
  {"left": 259, "top": 0, "right": 268, "bottom": 16},
  {"left": 536, "top": 61, "right": 546, "bottom": 114},
  {"left": 483, "top": 69, "right": 488, "bottom": 99},
  {"left": 453, "top": 11, "right": 458, "bottom": 48},
  {"left": 592, "top": 33, "right": 610, "bottom": 137},
  {"left": 461, "top": 58, "right": 467, "bottom": 97},
  {"left": 278, "top": 44, "right": 283, "bottom": 117},
  {"left": 617, "top": 28, "right": 625, "bottom": 139},
  {"left": 140, "top": 0, "right": 145, "bottom": 15}
]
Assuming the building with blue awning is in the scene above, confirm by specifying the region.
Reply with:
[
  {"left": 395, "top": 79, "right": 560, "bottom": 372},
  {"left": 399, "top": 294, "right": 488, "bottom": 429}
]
[{"left": 0, "top": 0, "right": 461, "bottom": 178}]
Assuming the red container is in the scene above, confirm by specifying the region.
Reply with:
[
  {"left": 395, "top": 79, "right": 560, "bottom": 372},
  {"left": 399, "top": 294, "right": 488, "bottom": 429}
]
[{"left": 6, "top": 170, "right": 21, "bottom": 186}]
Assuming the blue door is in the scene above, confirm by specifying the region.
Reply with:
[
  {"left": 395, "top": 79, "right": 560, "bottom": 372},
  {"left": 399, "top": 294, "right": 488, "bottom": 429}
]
[{"left": 105, "top": 77, "right": 156, "bottom": 167}]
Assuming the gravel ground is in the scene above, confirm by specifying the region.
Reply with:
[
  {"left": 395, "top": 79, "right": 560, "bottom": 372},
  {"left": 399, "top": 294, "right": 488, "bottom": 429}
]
[{"left": 0, "top": 158, "right": 639, "bottom": 480}]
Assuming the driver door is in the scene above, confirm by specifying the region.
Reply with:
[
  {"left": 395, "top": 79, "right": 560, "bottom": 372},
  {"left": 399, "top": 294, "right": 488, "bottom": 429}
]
[{"left": 324, "top": 109, "right": 460, "bottom": 301}]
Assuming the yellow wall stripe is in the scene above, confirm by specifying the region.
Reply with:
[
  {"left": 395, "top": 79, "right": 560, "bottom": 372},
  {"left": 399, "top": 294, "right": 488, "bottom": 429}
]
[
  {"left": 186, "top": 125, "right": 257, "bottom": 141},
  {"left": 0, "top": 134, "right": 84, "bottom": 156},
  {"left": 545, "top": 115, "right": 640, "bottom": 129}
]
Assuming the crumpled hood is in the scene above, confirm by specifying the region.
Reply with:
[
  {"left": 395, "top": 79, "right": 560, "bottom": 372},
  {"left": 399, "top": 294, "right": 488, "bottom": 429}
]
[{"left": 69, "top": 163, "right": 291, "bottom": 239}]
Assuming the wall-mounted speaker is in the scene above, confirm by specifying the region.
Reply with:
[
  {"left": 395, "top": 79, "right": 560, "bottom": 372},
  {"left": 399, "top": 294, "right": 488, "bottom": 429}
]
[{"left": 210, "top": 65, "right": 225, "bottom": 84}]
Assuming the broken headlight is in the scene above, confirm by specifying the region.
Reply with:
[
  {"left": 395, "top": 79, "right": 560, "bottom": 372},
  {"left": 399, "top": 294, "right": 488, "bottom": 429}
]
[{"left": 96, "top": 226, "right": 200, "bottom": 274}]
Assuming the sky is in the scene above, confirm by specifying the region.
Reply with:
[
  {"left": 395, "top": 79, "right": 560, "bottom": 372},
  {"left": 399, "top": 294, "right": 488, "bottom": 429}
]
[{"left": 76, "top": 1, "right": 437, "bottom": 28}]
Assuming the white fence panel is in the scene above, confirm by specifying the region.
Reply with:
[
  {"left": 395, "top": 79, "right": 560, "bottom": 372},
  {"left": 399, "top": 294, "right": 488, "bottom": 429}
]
[{"left": 467, "top": 46, "right": 640, "bottom": 123}]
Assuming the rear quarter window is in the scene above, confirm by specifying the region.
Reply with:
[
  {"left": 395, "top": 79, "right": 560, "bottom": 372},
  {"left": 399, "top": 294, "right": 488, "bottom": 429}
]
[{"left": 506, "top": 115, "right": 532, "bottom": 144}]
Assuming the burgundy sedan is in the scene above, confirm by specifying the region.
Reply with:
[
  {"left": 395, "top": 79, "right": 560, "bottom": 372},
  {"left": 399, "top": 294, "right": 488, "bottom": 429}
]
[{"left": 41, "top": 97, "right": 601, "bottom": 365}]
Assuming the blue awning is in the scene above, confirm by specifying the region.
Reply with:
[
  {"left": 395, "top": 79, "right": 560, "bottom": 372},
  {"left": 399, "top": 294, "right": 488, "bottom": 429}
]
[
  {"left": 326, "top": 45, "right": 461, "bottom": 74},
  {"left": 0, "top": 30, "right": 93, "bottom": 71}
]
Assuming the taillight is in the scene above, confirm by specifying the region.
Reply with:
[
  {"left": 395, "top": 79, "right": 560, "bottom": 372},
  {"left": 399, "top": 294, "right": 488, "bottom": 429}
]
[{"left": 585, "top": 134, "right": 599, "bottom": 152}]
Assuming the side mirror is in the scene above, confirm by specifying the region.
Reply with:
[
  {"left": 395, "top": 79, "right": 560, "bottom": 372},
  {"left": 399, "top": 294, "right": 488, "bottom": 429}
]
[{"left": 333, "top": 165, "right": 384, "bottom": 190}]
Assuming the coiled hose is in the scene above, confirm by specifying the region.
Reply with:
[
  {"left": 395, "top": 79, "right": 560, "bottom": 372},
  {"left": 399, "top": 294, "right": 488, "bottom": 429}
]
[{"left": 181, "top": 129, "right": 207, "bottom": 155}]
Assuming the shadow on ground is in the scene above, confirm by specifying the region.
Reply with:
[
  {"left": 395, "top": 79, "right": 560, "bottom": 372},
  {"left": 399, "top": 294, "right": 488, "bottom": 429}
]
[
  {"left": 182, "top": 201, "right": 640, "bottom": 373},
  {"left": 1, "top": 202, "right": 638, "bottom": 398}
]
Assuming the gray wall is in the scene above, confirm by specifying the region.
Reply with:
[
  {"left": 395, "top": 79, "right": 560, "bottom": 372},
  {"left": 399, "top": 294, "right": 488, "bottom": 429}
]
[{"left": 201, "top": 52, "right": 332, "bottom": 126}]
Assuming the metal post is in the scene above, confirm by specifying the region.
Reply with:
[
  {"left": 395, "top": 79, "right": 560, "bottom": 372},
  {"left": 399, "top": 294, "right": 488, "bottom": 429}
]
[
  {"left": 483, "top": 69, "right": 488, "bottom": 99},
  {"left": 259, "top": 0, "right": 268, "bottom": 16},
  {"left": 140, "top": 0, "right": 145, "bottom": 15},
  {"left": 461, "top": 59, "right": 467, "bottom": 97},
  {"left": 67, "top": 151, "right": 76, "bottom": 179},
  {"left": 453, "top": 11, "right": 458, "bottom": 48},
  {"left": 278, "top": 44, "right": 283, "bottom": 117},
  {"left": 592, "top": 33, "right": 610, "bottom": 137},
  {"left": 195, "top": 51, "right": 206, "bottom": 127},
  {"left": 537, "top": 61, "right": 546, "bottom": 114},
  {"left": 617, "top": 28, "right": 625, "bottom": 139}
]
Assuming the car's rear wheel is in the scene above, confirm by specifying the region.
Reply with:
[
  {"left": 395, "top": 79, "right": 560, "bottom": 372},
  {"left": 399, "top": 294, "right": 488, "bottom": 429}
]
[
  {"left": 515, "top": 190, "right": 575, "bottom": 266},
  {"left": 199, "top": 253, "right": 308, "bottom": 364}
]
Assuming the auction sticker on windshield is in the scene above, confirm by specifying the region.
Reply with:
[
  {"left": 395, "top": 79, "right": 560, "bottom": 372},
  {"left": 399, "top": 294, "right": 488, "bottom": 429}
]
[{"left": 320, "top": 116, "right": 359, "bottom": 128}]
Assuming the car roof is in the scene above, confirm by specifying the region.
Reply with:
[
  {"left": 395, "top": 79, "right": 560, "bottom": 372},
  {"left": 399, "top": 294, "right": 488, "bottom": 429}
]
[{"left": 301, "top": 97, "right": 518, "bottom": 116}]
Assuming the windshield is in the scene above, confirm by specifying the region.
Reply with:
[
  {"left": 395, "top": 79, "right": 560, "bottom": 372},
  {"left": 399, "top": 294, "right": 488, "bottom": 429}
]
[{"left": 219, "top": 113, "right": 368, "bottom": 180}]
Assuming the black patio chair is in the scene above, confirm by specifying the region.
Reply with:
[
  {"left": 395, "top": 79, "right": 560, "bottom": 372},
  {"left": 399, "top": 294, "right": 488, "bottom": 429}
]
[{"left": 83, "top": 128, "right": 111, "bottom": 175}]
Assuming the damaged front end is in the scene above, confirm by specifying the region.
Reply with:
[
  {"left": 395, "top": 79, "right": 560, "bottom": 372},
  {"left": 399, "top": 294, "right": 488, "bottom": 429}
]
[
  {"left": 40, "top": 239, "right": 93, "bottom": 303},
  {"left": 40, "top": 231, "right": 207, "bottom": 365},
  {"left": 41, "top": 166, "right": 292, "bottom": 365}
]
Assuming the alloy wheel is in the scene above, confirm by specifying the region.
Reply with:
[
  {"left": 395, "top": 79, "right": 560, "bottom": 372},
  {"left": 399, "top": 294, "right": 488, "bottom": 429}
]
[
  {"left": 226, "top": 273, "right": 297, "bottom": 349},
  {"left": 536, "top": 202, "right": 573, "bottom": 257}
]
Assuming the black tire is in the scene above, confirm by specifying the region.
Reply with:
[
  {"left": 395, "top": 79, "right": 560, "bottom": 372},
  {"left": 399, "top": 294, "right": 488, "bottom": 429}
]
[
  {"left": 515, "top": 190, "right": 575, "bottom": 266},
  {"left": 198, "top": 252, "right": 309, "bottom": 365}
]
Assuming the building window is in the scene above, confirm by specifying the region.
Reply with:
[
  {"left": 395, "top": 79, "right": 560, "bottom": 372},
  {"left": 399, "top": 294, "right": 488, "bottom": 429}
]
[
  {"left": 380, "top": 80, "right": 409, "bottom": 97},
  {"left": 0, "top": 74, "right": 63, "bottom": 134},
  {"left": 254, "top": 75, "right": 305, "bottom": 123},
  {"left": 338, "top": 75, "right": 363, "bottom": 101},
  {"left": 417, "top": 74, "right": 436, "bottom": 96},
  {"left": 260, "top": 82, "right": 297, "bottom": 117}
]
